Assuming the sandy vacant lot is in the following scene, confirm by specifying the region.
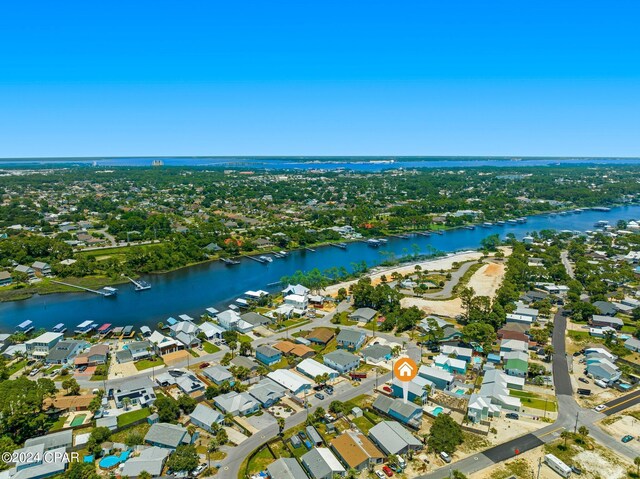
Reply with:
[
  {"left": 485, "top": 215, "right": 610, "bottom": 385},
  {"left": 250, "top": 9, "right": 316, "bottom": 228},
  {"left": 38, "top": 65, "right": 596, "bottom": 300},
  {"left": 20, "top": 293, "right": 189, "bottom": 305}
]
[
  {"left": 599, "top": 412, "right": 640, "bottom": 454},
  {"left": 323, "top": 250, "right": 484, "bottom": 296},
  {"left": 467, "top": 262, "right": 505, "bottom": 298},
  {"left": 402, "top": 258, "right": 507, "bottom": 317}
]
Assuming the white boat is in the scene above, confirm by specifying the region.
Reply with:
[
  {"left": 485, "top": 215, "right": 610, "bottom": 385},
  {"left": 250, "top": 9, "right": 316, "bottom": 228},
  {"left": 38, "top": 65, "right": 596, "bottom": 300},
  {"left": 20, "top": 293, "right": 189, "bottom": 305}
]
[{"left": 259, "top": 255, "right": 273, "bottom": 263}]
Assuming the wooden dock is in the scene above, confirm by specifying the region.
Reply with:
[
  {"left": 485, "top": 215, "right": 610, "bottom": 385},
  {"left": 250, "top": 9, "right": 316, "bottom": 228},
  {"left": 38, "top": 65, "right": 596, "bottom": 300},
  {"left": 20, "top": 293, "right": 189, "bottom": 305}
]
[
  {"left": 50, "top": 280, "right": 116, "bottom": 296},
  {"left": 244, "top": 255, "right": 266, "bottom": 263}
]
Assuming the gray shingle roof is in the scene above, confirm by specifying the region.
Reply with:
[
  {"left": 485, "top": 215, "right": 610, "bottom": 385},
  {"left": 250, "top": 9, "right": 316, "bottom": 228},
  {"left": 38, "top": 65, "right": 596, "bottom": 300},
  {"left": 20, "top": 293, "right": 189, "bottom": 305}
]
[
  {"left": 368, "top": 421, "right": 421, "bottom": 455},
  {"left": 144, "top": 423, "right": 190, "bottom": 449},
  {"left": 267, "top": 458, "right": 308, "bottom": 479}
]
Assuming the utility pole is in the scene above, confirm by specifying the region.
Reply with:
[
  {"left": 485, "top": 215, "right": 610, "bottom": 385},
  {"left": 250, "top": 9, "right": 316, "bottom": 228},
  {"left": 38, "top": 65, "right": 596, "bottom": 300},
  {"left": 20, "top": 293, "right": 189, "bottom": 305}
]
[
  {"left": 574, "top": 411, "right": 579, "bottom": 434},
  {"left": 536, "top": 457, "right": 542, "bottom": 479}
]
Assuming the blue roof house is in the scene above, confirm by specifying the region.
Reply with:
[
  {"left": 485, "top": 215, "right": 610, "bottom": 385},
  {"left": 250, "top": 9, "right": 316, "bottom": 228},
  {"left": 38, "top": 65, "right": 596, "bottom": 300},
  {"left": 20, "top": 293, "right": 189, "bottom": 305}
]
[
  {"left": 256, "top": 345, "right": 282, "bottom": 366},
  {"left": 418, "top": 365, "right": 453, "bottom": 390}
]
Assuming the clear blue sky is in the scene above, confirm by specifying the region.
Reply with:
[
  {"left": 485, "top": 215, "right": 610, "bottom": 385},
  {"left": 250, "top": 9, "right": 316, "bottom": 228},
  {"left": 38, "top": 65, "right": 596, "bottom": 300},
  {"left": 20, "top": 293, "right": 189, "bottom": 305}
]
[{"left": 1, "top": 1, "right": 639, "bottom": 157}]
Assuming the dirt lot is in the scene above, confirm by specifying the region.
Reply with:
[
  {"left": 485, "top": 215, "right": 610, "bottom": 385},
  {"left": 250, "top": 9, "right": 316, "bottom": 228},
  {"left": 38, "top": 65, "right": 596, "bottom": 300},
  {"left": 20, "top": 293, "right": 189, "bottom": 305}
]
[
  {"left": 401, "top": 296, "right": 465, "bottom": 317},
  {"left": 599, "top": 409, "right": 640, "bottom": 454},
  {"left": 467, "top": 262, "right": 506, "bottom": 298}
]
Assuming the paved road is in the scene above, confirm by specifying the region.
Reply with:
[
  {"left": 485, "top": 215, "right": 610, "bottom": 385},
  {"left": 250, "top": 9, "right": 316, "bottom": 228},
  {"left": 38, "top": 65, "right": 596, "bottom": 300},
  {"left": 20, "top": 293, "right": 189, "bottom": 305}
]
[
  {"left": 602, "top": 388, "right": 640, "bottom": 415},
  {"left": 560, "top": 250, "right": 575, "bottom": 279},
  {"left": 419, "top": 260, "right": 479, "bottom": 299}
]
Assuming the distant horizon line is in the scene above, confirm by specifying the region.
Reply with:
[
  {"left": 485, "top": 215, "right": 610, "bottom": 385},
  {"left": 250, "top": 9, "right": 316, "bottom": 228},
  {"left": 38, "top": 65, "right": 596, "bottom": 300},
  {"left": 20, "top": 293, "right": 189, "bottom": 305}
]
[{"left": 1, "top": 155, "right": 640, "bottom": 161}]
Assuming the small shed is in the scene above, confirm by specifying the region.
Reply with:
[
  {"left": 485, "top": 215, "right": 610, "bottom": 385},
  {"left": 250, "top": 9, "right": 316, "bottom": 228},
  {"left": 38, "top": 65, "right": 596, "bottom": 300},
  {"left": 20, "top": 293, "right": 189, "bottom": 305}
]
[{"left": 351, "top": 406, "right": 363, "bottom": 418}]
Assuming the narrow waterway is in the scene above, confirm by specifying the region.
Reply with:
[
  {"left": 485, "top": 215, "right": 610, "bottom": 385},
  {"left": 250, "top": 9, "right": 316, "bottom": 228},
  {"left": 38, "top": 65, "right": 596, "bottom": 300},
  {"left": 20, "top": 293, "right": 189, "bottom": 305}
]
[{"left": 1, "top": 205, "right": 638, "bottom": 333}]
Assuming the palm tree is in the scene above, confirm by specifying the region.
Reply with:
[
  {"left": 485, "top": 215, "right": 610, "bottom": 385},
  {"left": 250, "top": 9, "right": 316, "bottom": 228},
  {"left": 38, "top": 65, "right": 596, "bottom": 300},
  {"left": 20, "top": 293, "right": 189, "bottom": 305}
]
[
  {"left": 560, "top": 430, "right": 571, "bottom": 449},
  {"left": 207, "top": 439, "right": 219, "bottom": 470},
  {"left": 578, "top": 426, "right": 589, "bottom": 438},
  {"left": 256, "top": 366, "right": 269, "bottom": 379},
  {"left": 277, "top": 417, "right": 286, "bottom": 436},
  {"left": 122, "top": 397, "right": 131, "bottom": 411},
  {"left": 223, "top": 412, "right": 234, "bottom": 427},
  {"left": 634, "top": 456, "right": 640, "bottom": 477},
  {"left": 187, "top": 425, "right": 196, "bottom": 438}
]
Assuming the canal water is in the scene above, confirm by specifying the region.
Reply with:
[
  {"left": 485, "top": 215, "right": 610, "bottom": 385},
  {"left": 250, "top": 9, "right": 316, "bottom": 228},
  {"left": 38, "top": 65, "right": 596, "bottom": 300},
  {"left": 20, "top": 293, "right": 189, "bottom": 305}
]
[{"left": 1, "top": 205, "right": 639, "bottom": 333}]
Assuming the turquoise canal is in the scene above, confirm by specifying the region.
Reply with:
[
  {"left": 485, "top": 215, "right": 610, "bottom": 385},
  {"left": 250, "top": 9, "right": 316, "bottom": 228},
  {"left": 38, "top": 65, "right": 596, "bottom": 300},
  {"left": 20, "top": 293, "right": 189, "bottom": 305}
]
[{"left": 1, "top": 205, "right": 639, "bottom": 333}]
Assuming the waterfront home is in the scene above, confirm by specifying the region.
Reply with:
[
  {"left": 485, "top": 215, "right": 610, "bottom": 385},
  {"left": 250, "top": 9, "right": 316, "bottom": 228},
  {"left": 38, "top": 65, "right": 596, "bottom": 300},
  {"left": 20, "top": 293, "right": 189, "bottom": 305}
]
[
  {"left": 590, "top": 314, "right": 624, "bottom": 330},
  {"left": 267, "top": 369, "right": 312, "bottom": 395},
  {"left": 503, "top": 351, "right": 529, "bottom": 377},
  {"left": 45, "top": 340, "right": 88, "bottom": 365},
  {"left": 349, "top": 307, "right": 377, "bottom": 323},
  {"left": 145, "top": 423, "right": 192, "bottom": 450},
  {"left": 256, "top": 345, "right": 282, "bottom": 366},
  {"left": 31, "top": 261, "right": 51, "bottom": 276},
  {"left": 75, "top": 344, "right": 110, "bottom": 366},
  {"left": 372, "top": 395, "right": 423, "bottom": 427},
  {"left": 273, "top": 340, "right": 315, "bottom": 359},
  {"left": 284, "top": 293, "right": 308, "bottom": 311},
  {"left": 169, "top": 321, "right": 201, "bottom": 348},
  {"left": 14, "top": 264, "right": 35, "bottom": 279},
  {"left": 149, "top": 331, "right": 181, "bottom": 355},
  {"left": 418, "top": 365, "right": 453, "bottom": 390},
  {"left": 440, "top": 344, "right": 473, "bottom": 363},
  {"left": 214, "top": 391, "right": 260, "bottom": 416},
  {"left": 624, "top": 337, "right": 640, "bottom": 352},
  {"left": 324, "top": 350, "right": 360, "bottom": 374},
  {"left": 267, "top": 458, "right": 308, "bottom": 479},
  {"left": 361, "top": 344, "right": 392, "bottom": 363},
  {"left": 282, "top": 283, "right": 310, "bottom": 297},
  {"left": 217, "top": 309, "right": 241, "bottom": 330},
  {"left": 2, "top": 343, "right": 26, "bottom": 358},
  {"left": 433, "top": 354, "right": 467, "bottom": 375},
  {"left": 302, "top": 447, "right": 345, "bottom": 479},
  {"left": 25, "top": 332, "right": 63, "bottom": 359},
  {"left": 296, "top": 358, "right": 339, "bottom": 381},
  {"left": 189, "top": 403, "right": 223, "bottom": 432},
  {"left": 336, "top": 329, "right": 366, "bottom": 350},
  {"left": 368, "top": 421, "right": 422, "bottom": 456},
  {"left": 248, "top": 378, "right": 286, "bottom": 407},
  {"left": 330, "top": 431, "right": 384, "bottom": 472},
  {"left": 306, "top": 327, "right": 335, "bottom": 345},
  {"left": 0, "top": 271, "right": 12, "bottom": 286},
  {"left": 121, "top": 446, "right": 170, "bottom": 478},
  {"left": 202, "top": 365, "right": 234, "bottom": 385},
  {"left": 390, "top": 375, "right": 433, "bottom": 404},
  {"left": 198, "top": 321, "right": 225, "bottom": 340}
]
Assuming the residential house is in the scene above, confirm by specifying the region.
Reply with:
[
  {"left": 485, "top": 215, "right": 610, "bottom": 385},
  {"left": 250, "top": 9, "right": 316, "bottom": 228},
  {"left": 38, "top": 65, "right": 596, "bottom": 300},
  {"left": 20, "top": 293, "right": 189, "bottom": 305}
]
[
  {"left": 440, "top": 345, "right": 473, "bottom": 362},
  {"left": 433, "top": 354, "right": 466, "bottom": 375},
  {"left": 149, "top": 331, "right": 181, "bottom": 356},
  {"left": 217, "top": 309, "right": 241, "bottom": 330},
  {"left": 282, "top": 283, "right": 310, "bottom": 297},
  {"left": 505, "top": 313, "right": 534, "bottom": 330},
  {"left": 240, "top": 312, "right": 272, "bottom": 329},
  {"left": 121, "top": 446, "right": 170, "bottom": 478},
  {"left": 3, "top": 443, "right": 67, "bottom": 478},
  {"left": 324, "top": 350, "right": 360, "bottom": 374},
  {"left": 297, "top": 358, "right": 339, "bottom": 381},
  {"left": 274, "top": 340, "right": 315, "bottom": 359},
  {"left": 14, "top": 264, "right": 35, "bottom": 279},
  {"left": 586, "top": 357, "right": 621, "bottom": 384},
  {"left": 284, "top": 294, "right": 308, "bottom": 311},
  {"left": 390, "top": 375, "right": 433, "bottom": 404},
  {"left": 169, "top": 321, "right": 201, "bottom": 348},
  {"left": 372, "top": 395, "right": 423, "bottom": 428},
  {"left": 75, "top": 344, "right": 110, "bottom": 367},
  {"left": 24, "top": 430, "right": 73, "bottom": 451},
  {"left": 267, "top": 458, "right": 309, "bottom": 479},
  {"left": 514, "top": 304, "right": 539, "bottom": 321},
  {"left": 368, "top": 421, "right": 422, "bottom": 456},
  {"left": 155, "top": 370, "right": 205, "bottom": 395},
  {"left": 349, "top": 308, "right": 377, "bottom": 323},
  {"left": 499, "top": 339, "right": 529, "bottom": 354},
  {"left": 0, "top": 271, "right": 12, "bottom": 286},
  {"left": 503, "top": 351, "right": 529, "bottom": 377},
  {"left": 330, "top": 431, "right": 384, "bottom": 472},
  {"left": 590, "top": 314, "right": 624, "bottom": 330},
  {"left": 213, "top": 391, "right": 260, "bottom": 416},
  {"left": 418, "top": 365, "right": 453, "bottom": 390},
  {"left": 202, "top": 365, "right": 235, "bottom": 386},
  {"left": 230, "top": 355, "right": 259, "bottom": 371},
  {"left": 198, "top": 322, "right": 225, "bottom": 340},
  {"left": 467, "top": 370, "right": 522, "bottom": 423},
  {"left": 593, "top": 301, "right": 617, "bottom": 316},
  {"left": 624, "top": 337, "right": 640, "bottom": 353},
  {"left": 189, "top": 403, "right": 223, "bottom": 433},
  {"left": 144, "top": 423, "right": 192, "bottom": 450},
  {"left": 45, "top": 340, "right": 88, "bottom": 365},
  {"left": 248, "top": 378, "right": 286, "bottom": 407},
  {"left": 267, "top": 369, "right": 312, "bottom": 396},
  {"left": 114, "top": 377, "right": 156, "bottom": 409},
  {"left": 301, "top": 448, "right": 345, "bottom": 479},
  {"left": 336, "top": 329, "right": 366, "bottom": 351},
  {"left": 44, "top": 394, "right": 95, "bottom": 413},
  {"left": 31, "top": 261, "right": 52, "bottom": 276},
  {"left": 25, "top": 332, "right": 63, "bottom": 359},
  {"left": 361, "top": 344, "right": 392, "bottom": 363},
  {"left": 256, "top": 345, "right": 282, "bottom": 366},
  {"left": 306, "top": 328, "right": 335, "bottom": 345}
]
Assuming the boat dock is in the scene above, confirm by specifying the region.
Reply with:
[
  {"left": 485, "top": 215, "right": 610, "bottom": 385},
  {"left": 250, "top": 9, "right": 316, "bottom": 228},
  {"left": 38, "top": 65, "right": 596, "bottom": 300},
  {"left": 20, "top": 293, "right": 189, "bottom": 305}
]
[
  {"left": 51, "top": 280, "right": 118, "bottom": 297},
  {"left": 127, "top": 276, "right": 151, "bottom": 291},
  {"left": 220, "top": 257, "right": 241, "bottom": 265},
  {"left": 305, "top": 247, "right": 316, "bottom": 252},
  {"left": 330, "top": 243, "right": 347, "bottom": 249},
  {"left": 416, "top": 231, "right": 432, "bottom": 236},
  {"left": 245, "top": 255, "right": 266, "bottom": 263}
]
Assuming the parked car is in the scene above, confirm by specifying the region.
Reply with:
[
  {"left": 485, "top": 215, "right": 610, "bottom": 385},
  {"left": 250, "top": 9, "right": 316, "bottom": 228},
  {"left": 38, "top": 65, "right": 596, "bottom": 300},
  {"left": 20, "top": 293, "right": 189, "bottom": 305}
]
[
  {"left": 578, "top": 377, "right": 589, "bottom": 384},
  {"left": 571, "top": 466, "right": 582, "bottom": 475},
  {"left": 594, "top": 404, "right": 606, "bottom": 412},
  {"left": 29, "top": 368, "right": 40, "bottom": 377},
  {"left": 439, "top": 452, "right": 451, "bottom": 463},
  {"left": 193, "top": 464, "right": 207, "bottom": 476},
  {"left": 505, "top": 413, "right": 519, "bottom": 420},
  {"left": 622, "top": 435, "right": 634, "bottom": 443},
  {"left": 314, "top": 393, "right": 325, "bottom": 400},
  {"left": 375, "top": 471, "right": 386, "bottom": 479},
  {"left": 572, "top": 351, "right": 581, "bottom": 357},
  {"left": 382, "top": 465, "right": 394, "bottom": 477},
  {"left": 198, "top": 362, "right": 210, "bottom": 369}
]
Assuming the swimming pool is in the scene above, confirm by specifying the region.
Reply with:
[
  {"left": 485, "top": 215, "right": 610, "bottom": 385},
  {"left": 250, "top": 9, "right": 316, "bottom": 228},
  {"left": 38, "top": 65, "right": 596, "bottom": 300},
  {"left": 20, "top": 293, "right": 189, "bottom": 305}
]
[
  {"left": 454, "top": 389, "right": 465, "bottom": 395},
  {"left": 432, "top": 406, "right": 444, "bottom": 416},
  {"left": 70, "top": 414, "right": 86, "bottom": 427},
  {"left": 99, "top": 450, "right": 130, "bottom": 469}
]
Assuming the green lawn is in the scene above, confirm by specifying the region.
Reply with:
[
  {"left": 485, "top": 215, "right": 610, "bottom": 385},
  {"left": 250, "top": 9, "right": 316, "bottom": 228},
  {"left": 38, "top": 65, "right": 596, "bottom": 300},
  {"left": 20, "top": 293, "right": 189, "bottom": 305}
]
[
  {"left": 352, "top": 415, "right": 376, "bottom": 434},
  {"left": 117, "top": 407, "right": 151, "bottom": 427},
  {"left": 509, "top": 390, "right": 557, "bottom": 412},
  {"left": 110, "top": 422, "right": 150, "bottom": 443},
  {"left": 135, "top": 358, "right": 165, "bottom": 371},
  {"left": 246, "top": 445, "right": 275, "bottom": 475},
  {"left": 237, "top": 333, "right": 252, "bottom": 343},
  {"left": 7, "top": 360, "right": 27, "bottom": 375},
  {"left": 49, "top": 416, "right": 66, "bottom": 432},
  {"left": 567, "top": 330, "right": 590, "bottom": 340},
  {"left": 203, "top": 341, "right": 221, "bottom": 354}
]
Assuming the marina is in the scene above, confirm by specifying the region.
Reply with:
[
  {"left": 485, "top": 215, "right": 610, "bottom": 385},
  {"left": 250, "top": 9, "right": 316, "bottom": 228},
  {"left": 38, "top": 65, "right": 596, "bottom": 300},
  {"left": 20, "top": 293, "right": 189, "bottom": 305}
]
[{"left": 2, "top": 204, "right": 640, "bottom": 332}]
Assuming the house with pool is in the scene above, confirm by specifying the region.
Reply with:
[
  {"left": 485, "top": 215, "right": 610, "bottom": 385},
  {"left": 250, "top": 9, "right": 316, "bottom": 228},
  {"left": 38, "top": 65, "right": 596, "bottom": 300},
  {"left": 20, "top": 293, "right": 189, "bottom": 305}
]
[{"left": 433, "top": 354, "right": 467, "bottom": 375}]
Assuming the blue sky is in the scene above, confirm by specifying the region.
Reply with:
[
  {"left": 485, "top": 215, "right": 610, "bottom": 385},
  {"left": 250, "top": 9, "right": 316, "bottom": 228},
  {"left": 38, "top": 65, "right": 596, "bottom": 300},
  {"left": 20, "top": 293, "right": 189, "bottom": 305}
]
[{"left": 1, "top": 1, "right": 639, "bottom": 157}]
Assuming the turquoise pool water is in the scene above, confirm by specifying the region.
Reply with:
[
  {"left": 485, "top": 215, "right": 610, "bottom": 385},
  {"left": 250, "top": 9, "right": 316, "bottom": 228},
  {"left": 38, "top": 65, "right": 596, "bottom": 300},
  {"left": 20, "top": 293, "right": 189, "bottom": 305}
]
[
  {"left": 433, "top": 407, "right": 444, "bottom": 416},
  {"left": 99, "top": 450, "right": 130, "bottom": 469},
  {"left": 455, "top": 389, "right": 465, "bottom": 395}
]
